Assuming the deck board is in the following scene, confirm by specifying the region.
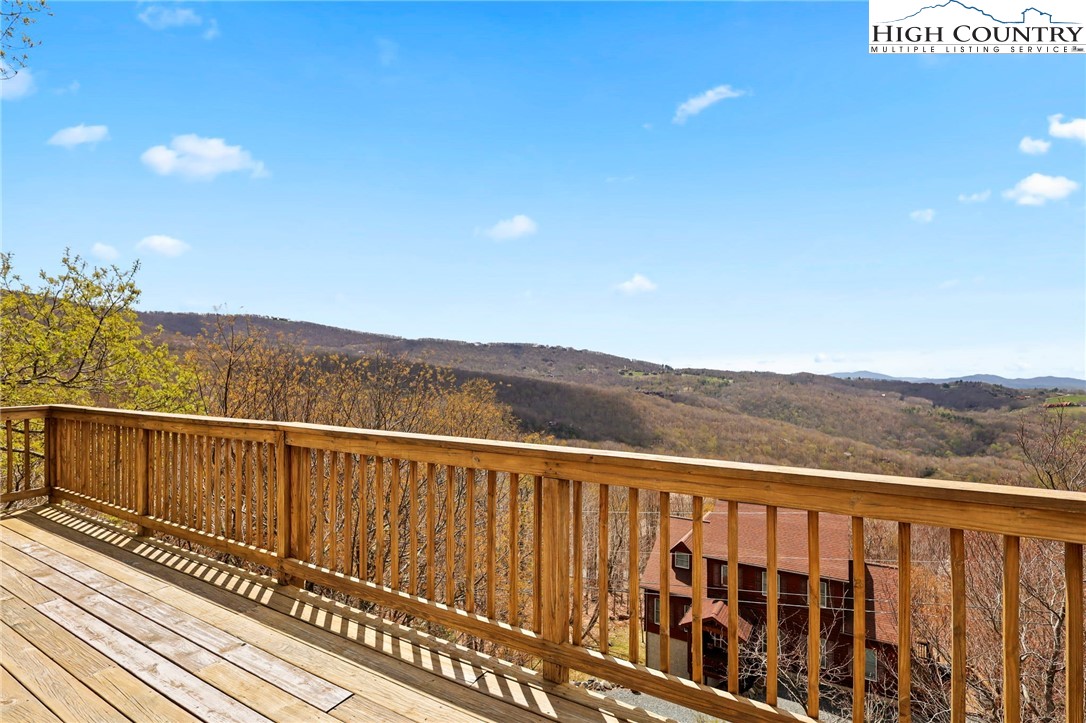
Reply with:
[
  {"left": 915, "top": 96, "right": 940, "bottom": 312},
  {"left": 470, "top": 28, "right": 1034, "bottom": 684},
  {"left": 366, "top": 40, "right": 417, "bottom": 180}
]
[
  {"left": 1, "top": 665, "right": 64, "bottom": 723},
  {"left": 1, "top": 594, "right": 202, "bottom": 722},
  {"left": 1, "top": 506, "right": 669, "bottom": 723}
]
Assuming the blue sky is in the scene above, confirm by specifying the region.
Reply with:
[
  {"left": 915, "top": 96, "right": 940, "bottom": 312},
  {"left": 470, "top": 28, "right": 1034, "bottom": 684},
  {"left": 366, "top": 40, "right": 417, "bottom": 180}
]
[{"left": 3, "top": 2, "right": 1084, "bottom": 378}]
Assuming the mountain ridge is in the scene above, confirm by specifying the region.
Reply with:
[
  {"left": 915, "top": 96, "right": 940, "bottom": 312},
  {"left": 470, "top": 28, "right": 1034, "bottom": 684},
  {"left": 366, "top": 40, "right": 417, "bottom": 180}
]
[
  {"left": 139, "top": 310, "right": 1084, "bottom": 391},
  {"left": 830, "top": 371, "right": 1085, "bottom": 391}
]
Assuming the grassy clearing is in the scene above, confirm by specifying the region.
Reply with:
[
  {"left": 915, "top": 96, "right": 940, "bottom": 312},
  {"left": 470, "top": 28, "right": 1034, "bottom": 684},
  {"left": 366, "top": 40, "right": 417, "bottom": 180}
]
[{"left": 1045, "top": 394, "right": 1086, "bottom": 405}]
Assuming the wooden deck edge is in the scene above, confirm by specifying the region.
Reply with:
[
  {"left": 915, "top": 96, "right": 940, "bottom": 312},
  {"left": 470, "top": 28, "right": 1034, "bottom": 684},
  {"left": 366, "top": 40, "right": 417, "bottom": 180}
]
[{"left": 35, "top": 503, "right": 676, "bottom": 723}]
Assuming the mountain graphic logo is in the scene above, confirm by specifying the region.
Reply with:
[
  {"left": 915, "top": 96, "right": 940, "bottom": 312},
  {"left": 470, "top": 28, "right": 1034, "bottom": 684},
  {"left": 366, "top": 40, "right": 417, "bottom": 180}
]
[{"left": 884, "top": 0, "right": 1078, "bottom": 25}]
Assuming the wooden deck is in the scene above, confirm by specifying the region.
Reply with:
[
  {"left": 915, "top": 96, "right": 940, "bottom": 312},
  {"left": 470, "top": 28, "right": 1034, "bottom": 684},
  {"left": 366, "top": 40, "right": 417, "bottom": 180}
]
[{"left": 0, "top": 504, "right": 668, "bottom": 723}]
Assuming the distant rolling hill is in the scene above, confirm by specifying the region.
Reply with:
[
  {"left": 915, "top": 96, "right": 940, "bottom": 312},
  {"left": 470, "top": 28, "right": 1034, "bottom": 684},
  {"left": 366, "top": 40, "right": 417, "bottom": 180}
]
[
  {"left": 831, "top": 371, "right": 1085, "bottom": 391},
  {"left": 138, "top": 310, "right": 1062, "bottom": 485}
]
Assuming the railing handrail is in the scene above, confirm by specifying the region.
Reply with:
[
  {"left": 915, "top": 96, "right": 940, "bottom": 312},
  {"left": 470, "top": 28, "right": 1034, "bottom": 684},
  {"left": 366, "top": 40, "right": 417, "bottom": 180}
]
[{"left": 5, "top": 404, "right": 1085, "bottom": 543}]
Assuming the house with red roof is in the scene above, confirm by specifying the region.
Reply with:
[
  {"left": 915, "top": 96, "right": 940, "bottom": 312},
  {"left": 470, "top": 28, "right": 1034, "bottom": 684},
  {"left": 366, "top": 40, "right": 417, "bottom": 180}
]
[{"left": 641, "top": 504, "right": 902, "bottom": 694}]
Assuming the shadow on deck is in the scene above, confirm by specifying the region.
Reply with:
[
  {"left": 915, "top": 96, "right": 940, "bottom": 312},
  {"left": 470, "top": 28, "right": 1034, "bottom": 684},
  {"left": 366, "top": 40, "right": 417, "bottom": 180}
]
[{"left": 0, "top": 504, "right": 669, "bottom": 723}]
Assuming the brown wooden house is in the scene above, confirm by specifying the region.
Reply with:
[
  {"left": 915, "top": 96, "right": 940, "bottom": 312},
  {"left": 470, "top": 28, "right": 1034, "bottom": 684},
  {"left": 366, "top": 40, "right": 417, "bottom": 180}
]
[{"left": 641, "top": 504, "right": 901, "bottom": 694}]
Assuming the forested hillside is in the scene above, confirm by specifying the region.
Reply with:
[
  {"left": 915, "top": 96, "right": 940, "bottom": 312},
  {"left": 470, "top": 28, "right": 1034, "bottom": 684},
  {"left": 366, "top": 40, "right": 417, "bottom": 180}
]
[{"left": 139, "top": 311, "right": 1069, "bottom": 485}]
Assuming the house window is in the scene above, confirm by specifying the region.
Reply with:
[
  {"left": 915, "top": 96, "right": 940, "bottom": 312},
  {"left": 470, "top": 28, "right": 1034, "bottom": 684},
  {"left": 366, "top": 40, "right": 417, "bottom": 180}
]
[
  {"left": 820, "top": 638, "right": 829, "bottom": 668},
  {"left": 683, "top": 602, "right": 691, "bottom": 620},
  {"left": 717, "top": 562, "right": 728, "bottom": 587},
  {"left": 820, "top": 580, "right": 830, "bottom": 608},
  {"left": 865, "top": 648, "right": 878, "bottom": 681},
  {"left": 651, "top": 596, "right": 660, "bottom": 625},
  {"left": 760, "top": 570, "right": 767, "bottom": 595},
  {"left": 673, "top": 552, "right": 691, "bottom": 569}
]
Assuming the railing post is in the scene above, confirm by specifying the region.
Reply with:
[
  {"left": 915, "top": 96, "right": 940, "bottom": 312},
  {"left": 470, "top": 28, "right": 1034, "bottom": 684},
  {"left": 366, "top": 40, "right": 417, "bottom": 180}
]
[
  {"left": 44, "top": 414, "right": 57, "bottom": 502},
  {"left": 275, "top": 432, "right": 291, "bottom": 585},
  {"left": 540, "top": 476, "right": 571, "bottom": 684},
  {"left": 135, "top": 428, "right": 151, "bottom": 536},
  {"left": 288, "top": 443, "right": 308, "bottom": 587}
]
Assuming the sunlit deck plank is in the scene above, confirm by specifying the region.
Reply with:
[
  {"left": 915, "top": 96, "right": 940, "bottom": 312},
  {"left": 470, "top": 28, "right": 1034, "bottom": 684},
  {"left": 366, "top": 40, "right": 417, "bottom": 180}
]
[
  {"left": 0, "top": 666, "right": 63, "bottom": 723},
  {"left": 1, "top": 506, "right": 667, "bottom": 723}
]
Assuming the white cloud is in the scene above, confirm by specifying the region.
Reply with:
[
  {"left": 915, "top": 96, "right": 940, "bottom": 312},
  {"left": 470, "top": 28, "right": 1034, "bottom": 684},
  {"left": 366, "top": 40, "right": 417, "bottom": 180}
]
[
  {"left": 137, "top": 235, "right": 191, "bottom": 257},
  {"left": 1048, "top": 114, "right": 1086, "bottom": 142},
  {"left": 938, "top": 279, "right": 960, "bottom": 290},
  {"left": 673, "top": 85, "right": 745, "bottom": 125},
  {"left": 141, "top": 134, "right": 268, "bottom": 180},
  {"left": 138, "top": 5, "right": 202, "bottom": 30},
  {"left": 910, "top": 208, "right": 935, "bottom": 223},
  {"left": 91, "top": 243, "right": 119, "bottom": 261},
  {"left": 1, "top": 66, "right": 35, "bottom": 100},
  {"left": 957, "top": 190, "right": 990, "bottom": 203},
  {"left": 1002, "top": 173, "right": 1079, "bottom": 206},
  {"left": 617, "top": 274, "right": 657, "bottom": 295},
  {"left": 1018, "top": 136, "right": 1050, "bottom": 155},
  {"left": 47, "top": 124, "right": 110, "bottom": 149},
  {"left": 377, "top": 38, "right": 399, "bottom": 67},
  {"left": 642, "top": 123, "right": 653, "bottom": 131},
  {"left": 55, "top": 80, "right": 80, "bottom": 95},
  {"left": 139, "top": 5, "right": 218, "bottom": 39},
  {"left": 484, "top": 214, "right": 537, "bottom": 241}
]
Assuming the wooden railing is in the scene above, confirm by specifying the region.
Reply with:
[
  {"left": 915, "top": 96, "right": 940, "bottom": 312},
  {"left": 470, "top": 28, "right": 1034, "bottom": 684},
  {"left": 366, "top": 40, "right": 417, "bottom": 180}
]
[{"left": 2, "top": 404, "right": 1083, "bottom": 723}]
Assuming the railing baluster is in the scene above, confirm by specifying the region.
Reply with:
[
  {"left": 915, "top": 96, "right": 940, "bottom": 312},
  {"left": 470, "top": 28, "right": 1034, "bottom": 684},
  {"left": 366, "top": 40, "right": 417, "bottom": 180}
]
[
  {"left": 851, "top": 515, "right": 864, "bottom": 721},
  {"left": 80, "top": 421, "right": 88, "bottom": 495},
  {"left": 572, "top": 479, "right": 583, "bottom": 645},
  {"left": 22, "top": 419, "right": 30, "bottom": 492},
  {"left": 6, "top": 416, "right": 16, "bottom": 490},
  {"left": 466, "top": 467, "right": 476, "bottom": 612},
  {"left": 628, "top": 487, "right": 640, "bottom": 665},
  {"left": 136, "top": 429, "right": 149, "bottom": 535},
  {"left": 329, "top": 451, "right": 340, "bottom": 568},
  {"left": 728, "top": 499, "right": 739, "bottom": 693},
  {"left": 427, "top": 462, "right": 436, "bottom": 600},
  {"left": 390, "top": 458, "right": 401, "bottom": 590},
  {"left": 658, "top": 491, "right": 670, "bottom": 673},
  {"left": 251, "top": 442, "right": 260, "bottom": 546},
  {"left": 1002, "top": 535, "right": 1020, "bottom": 723},
  {"left": 508, "top": 472, "right": 519, "bottom": 626},
  {"left": 691, "top": 495, "right": 704, "bottom": 684},
  {"left": 898, "top": 522, "right": 912, "bottom": 722},
  {"left": 807, "top": 510, "right": 820, "bottom": 718},
  {"left": 181, "top": 432, "right": 189, "bottom": 528},
  {"left": 232, "top": 439, "right": 241, "bottom": 539},
  {"left": 768, "top": 505, "right": 779, "bottom": 706},
  {"left": 533, "top": 474, "right": 542, "bottom": 633},
  {"left": 317, "top": 447, "right": 326, "bottom": 563},
  {"left": 259, "top": 443, "right": 268, "bottom": 550},
  {"left": 192, "top": 434, "right": 200, "bottom": 528},
  {"left": 343, "top": 453, "right": 355, "bottom": 577},
  {"left": 375, "top": 456, "right": 386, "bottom": 585},
  {"left": 358, "top": 455, "right": 369, "bottom": 579},
  {"left": 598, "top": 483, "right": 609, "bottom": 655},
  {"left": 276, "top": 434, "right": 290, "bottom": 584},
  {"left": 114, "top": 426, "right": 123, "bottom": 507},
  {"left": 393, "top": 458, "right": 406, "bottom": 590},
  {"left": 487, "top": 469, "right": 497, "bottom": 619},
  {"left": 950, "top": 528, "right": 966, "bottom": 723},
  {"left": 205, "top": 436, "right": 213, "bottom": 534},
  {"left": 410, "top": 461, "right": 419, "bottom": 593},
  {"left": 289, "top": 447, "right": 308, "bottom": 575},
  {"left": 1066, "top": 542, "right": 1083, "bottom": 723},
  {"left": 445, "top": 464, "right": 455, "bottom": 603}
]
